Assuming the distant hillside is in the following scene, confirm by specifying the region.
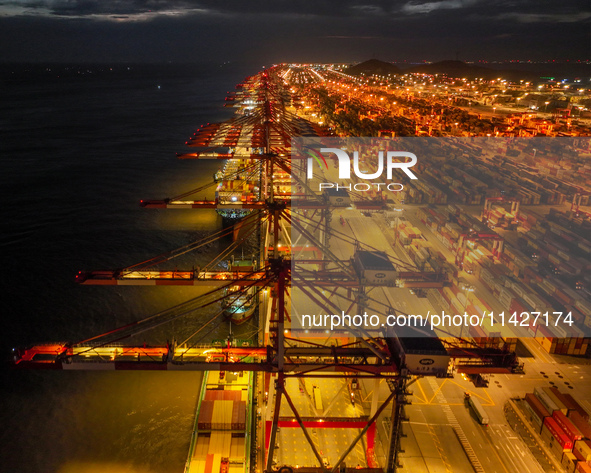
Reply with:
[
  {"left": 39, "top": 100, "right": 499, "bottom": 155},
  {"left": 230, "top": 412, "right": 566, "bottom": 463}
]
[
  {"left": 347, "top": 59, "right": 401, "bottom": 76},
  {"left": 407, "top": 60, "right": 539, "bottom": 81}
]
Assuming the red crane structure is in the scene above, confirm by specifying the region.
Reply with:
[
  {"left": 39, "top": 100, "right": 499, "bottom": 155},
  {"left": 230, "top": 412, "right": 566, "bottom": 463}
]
[
  {"left": 455, "top": 231, "right": 504, "bottom": 272},
  {"left": 482, "top": 196, "right": 520, "bottom": 228},
  {"left": 571, "top": 192, "right": 591, "bottom": 218}
]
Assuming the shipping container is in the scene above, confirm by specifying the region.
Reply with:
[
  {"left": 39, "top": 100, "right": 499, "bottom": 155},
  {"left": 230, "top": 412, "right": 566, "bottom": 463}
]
[
  {"left": 554, "top": 410, "right": 584, "bottom": 442},
  {"left": 204, "top": 453, "right": 214, "bottom": 473},
  {"left": 468, "top": 395, "right": 489, "bottom": 425},
  {"left": 211, "top": 453, "right": 222, "bottom": 473},
  {"left": 541, "top": 421, "right": 572, "bottom": 461},
  {"left": 549, "top": 387, "right": 578, "bottom": 415},
  {"left": 524, "top": 393, "right": 550, "bottom": 432},
  {"left": 230, "top": 436, "right": 246, "bottom": 462},
  {"left": 190, "top": 460, "right": 206, "bottom": 473},
  {"left": 562, "top": 451, "right": 577, "bottom": 473},
  {"left": 535, "top": 386, "right": 560, "bottom": 413},
  {"left": 205, "top": 390, "right": 242, "bottom": 401},
  {"left": 193, "top": 434, "right": 210, "bottom": 459},
  {"left": 569, "top": 411, "right": 591, "bottom": 439},
  {"left": 544, "top": 416, "right": 574, "bottom": 450},
  {"left": 543, "top": 387, "right": 569, "bottom": 415},
  {"left": 574, "top": 439, "right": 591, "bottom": 461},
  {"left": 198, "top": 400, "right": 215, "bottom": 431}
]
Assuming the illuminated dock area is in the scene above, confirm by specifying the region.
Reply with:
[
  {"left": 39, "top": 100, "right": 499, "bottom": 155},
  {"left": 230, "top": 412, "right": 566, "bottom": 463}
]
[{"left": 10, "top": 64, "right": 591, "bottom": 473}]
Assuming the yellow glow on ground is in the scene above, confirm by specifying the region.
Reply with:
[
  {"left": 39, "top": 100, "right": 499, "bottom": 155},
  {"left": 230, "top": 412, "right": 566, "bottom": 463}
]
[{"left": 58, "top": 461, "right": 157, "bottom": 473}]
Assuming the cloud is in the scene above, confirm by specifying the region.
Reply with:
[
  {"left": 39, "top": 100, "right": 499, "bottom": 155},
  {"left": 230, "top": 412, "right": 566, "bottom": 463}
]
[
  {"left": 0, "top": 0, "right": 51, "bottom": 16},
  {"left": 0, "top": 0, "right": 588, "bottom": 63},
  {"left": 495, "top": 11, "right": 591, "bottom": 23},
  {"left": 401, "top": 0, "right": 479, "bottom": 14},
  {"left": 0, "top": 0, "right": 210, "bottom": 20},
  {"left": 0, "top": 0, "right": 589, "bottom": 23}
]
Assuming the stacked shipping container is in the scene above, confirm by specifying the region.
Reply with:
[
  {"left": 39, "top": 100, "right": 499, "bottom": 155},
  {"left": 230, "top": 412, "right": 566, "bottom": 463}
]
[{"left": 520, "top": 387, "right": 591, "bottom": 470}]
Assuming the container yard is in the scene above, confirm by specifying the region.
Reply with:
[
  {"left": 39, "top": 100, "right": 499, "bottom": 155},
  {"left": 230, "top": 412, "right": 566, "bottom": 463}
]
[{"left": 394, "top": 185, "right": 591, "bottom": 355}]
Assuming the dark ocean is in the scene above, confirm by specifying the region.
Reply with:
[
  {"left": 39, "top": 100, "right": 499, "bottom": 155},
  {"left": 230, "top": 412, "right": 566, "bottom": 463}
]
[{"left": 0, "top": 62, "right": 259, "bottom": 473}]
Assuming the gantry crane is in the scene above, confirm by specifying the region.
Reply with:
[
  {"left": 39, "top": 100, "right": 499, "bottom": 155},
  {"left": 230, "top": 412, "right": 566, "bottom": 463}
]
[
  {"left": 482, "top": 196, "right": 520, "bottom": 228},
  {"left": 455, "top": 231, "right": 504, "bottom": 271},
  {"left": 571, "top": 192, "right": 591, "bottom": 218}
]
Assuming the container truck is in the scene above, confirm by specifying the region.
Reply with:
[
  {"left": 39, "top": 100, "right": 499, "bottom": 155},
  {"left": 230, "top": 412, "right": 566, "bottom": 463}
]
[{"left": 465, "top": 393, "right": 489, "bottom": 425}]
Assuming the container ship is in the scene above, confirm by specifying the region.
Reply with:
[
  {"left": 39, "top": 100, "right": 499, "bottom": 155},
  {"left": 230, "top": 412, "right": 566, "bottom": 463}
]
[
  {"left": 214, "top": 157, "right": 262, "bottom": 219},
  {"left": 185, "top": 369, "right": 254, "bottom": 473},
  {"left": 223, "top": 258, "right": 257, "bottom": 325},
  {"left": 181, "top": 70, "right": 325, "bottom": 220}
]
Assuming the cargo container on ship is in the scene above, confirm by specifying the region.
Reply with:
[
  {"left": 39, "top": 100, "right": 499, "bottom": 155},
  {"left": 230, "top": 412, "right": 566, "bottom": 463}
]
[{"left": 186, "top": 370, "right": 253, "bottom": 473}]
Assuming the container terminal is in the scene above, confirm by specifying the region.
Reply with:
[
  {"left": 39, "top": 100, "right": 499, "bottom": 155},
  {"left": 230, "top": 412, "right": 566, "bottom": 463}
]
[{"left": 12, "top": 64, "right": 591, "bottom": 473}]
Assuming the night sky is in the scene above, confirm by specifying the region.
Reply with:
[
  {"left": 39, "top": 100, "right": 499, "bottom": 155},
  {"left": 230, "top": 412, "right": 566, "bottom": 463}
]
[{"left": 0, "top": 0, "right": 589, "bottom": 64}]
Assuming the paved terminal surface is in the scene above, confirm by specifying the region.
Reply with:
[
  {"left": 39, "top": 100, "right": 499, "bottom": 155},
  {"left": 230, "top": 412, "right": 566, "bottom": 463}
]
[
  {"left": 270, "top": 378, "right": 368, "bottom": 469},
  {"left": 283, "top": 199, "right": 591, "bottom": 472}
]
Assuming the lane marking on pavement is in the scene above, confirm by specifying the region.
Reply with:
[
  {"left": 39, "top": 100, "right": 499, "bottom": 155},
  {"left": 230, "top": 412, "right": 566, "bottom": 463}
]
[
  {"left": 411, "top": 379, "right": 428, "bottom": 404},
  {"left": 427, "top": 378, "right": 488, "bottom": 473},
  {"left": 427, "top": 424, "right": 454, "bottom": 473},
  {"left": 448, "top": 380, "right": 494, "bottom": 406},
  {"left": 427, "top": 379, "right": 448, "bottom": 404}
]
